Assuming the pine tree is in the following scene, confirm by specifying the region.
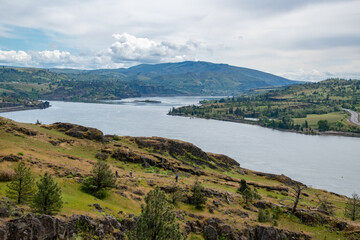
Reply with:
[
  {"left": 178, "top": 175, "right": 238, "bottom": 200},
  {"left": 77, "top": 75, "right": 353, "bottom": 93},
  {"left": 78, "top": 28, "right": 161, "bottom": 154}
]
[
  {"left": 241, "top": 187, "right": 253, "bottom": 204},
  {"left": 32, "top": 172, "right": 63, "bottom": 215},
  {"left": 237, "top": 179, "right": 253, "bottom": 204},
  {"left": 6, "top": 162, "right": 36, "bottom": 204},
  {"left": 81, "top": 160, "right": 116, "bottom": 199},
  {"left": 128, "top": 187, "right": 183, "bottom": 240},
  {"left": 191, "top": 180, "right": 206, "bottom": 209},
  {"left": 345, "top": 193, "right": 360, "bottom": 221}
]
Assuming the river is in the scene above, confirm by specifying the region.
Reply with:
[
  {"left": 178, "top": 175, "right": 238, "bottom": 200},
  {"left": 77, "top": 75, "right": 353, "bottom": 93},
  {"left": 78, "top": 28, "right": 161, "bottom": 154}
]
[{"left": 1, "top": 96, "right": 359, "bottom": 196}]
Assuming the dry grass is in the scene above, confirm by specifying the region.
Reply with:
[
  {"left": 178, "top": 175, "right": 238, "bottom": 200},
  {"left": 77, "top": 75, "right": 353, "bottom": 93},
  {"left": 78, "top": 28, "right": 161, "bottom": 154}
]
[{"left": 0, "top": 168, "right": 15, "bottom": 182}]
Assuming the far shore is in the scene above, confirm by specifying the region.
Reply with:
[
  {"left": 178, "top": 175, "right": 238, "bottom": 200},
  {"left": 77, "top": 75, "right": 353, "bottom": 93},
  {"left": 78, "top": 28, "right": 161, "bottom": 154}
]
[
  {"left": 0, "top": 105, "right": 50, "bottom": 113},
  {"left": 169, "top": 113, "right": 360, "bottom": 138}
]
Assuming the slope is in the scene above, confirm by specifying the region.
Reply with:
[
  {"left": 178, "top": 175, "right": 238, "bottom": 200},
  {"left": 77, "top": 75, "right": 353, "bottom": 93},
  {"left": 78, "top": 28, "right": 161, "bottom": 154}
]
[{"left": 0, "top": 117, "right": 359, "bottom": 239}]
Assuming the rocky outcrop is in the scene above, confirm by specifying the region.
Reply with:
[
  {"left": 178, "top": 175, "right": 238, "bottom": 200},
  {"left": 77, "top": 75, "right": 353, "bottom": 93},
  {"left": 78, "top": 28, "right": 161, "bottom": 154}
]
[
  {"left": 133, "top": 137, "right": 239, "bottom": 169},
  {"left": 0, "top": 155, "right": 22, "bottom": 163},
  {"left": 185, "top": 217, "right": 311, "bottom": 240},
  {"left": 46, "top": 122, "right": 104, "bottom": 141},
  {"left": 253, "top": 172, "right": 304, "bottom": 187},
  {"left": 0, "top": 212, "right": 313, "bottom": 240},
  {"left": 0, "top": 214, "right": 125, "bottom": 240}
]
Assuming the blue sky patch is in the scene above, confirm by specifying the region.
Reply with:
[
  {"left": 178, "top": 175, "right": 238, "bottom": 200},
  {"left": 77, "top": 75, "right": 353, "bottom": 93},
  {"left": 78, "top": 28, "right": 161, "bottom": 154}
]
[{"left": 0, "top": 25, "right": 76, "bottom": 53}]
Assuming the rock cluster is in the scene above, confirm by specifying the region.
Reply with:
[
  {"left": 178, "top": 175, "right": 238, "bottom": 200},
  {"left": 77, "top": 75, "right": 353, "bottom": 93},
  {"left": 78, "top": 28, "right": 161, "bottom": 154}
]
[
  {"left": 47, "top": 122, "right": 104, "bottom": 141},
  {"left": 0, "top": 214, "right": 125, "bottom": 240},
  {"left": 0, "top": 212, "right": 313, "bottom": 240}
]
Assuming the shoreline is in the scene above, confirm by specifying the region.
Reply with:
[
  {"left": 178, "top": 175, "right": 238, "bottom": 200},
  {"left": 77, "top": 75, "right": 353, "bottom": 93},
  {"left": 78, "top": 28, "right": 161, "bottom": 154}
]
[
  {"left": 0, "top": 101, "right": 50, "bottom": 113},
  {"left": 2, "top": 99, "right": 359, "bottom": 138},
  {"left": 0, "top": 105, "right": 49, "bottom": 113},
  {"left": 169, "top": 113, "right": 360, "bottom": 138}
]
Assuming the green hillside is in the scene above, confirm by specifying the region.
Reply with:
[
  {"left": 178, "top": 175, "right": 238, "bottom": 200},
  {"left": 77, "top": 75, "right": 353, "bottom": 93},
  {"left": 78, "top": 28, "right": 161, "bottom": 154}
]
[
  {"left": 0, "top": 62, "right": 297, "bottom": 108},
  {"left": 169, "top": 79, "right": 360, "bottom": 135},
  {"left": 0, "top": 117, "right": 359, "bottom": 239}
]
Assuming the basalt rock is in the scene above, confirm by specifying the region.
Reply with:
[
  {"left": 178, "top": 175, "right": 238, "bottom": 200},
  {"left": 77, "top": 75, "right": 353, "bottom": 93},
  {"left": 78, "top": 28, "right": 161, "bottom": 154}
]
[
  {"left": 47, "top": 122, "right": 104, "bottom": 141},
  {"left": 0, "top": 155, "right": 22, "bottom": 162},
  {"left": 0, "top": 214, "right": 126, "bottom": 240}
]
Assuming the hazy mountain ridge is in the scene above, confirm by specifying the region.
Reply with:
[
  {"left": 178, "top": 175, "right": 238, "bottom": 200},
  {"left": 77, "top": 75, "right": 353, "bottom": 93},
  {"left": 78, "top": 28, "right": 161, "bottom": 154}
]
[{"left": 0, "top": 61, "right": 297, "bottom": 104}]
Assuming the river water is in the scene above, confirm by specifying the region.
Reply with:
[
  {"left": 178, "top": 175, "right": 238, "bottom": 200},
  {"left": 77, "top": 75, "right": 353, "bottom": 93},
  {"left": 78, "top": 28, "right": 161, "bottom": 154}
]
[{"left": 1, "top": 96, "right": 359, "bottom": 196}]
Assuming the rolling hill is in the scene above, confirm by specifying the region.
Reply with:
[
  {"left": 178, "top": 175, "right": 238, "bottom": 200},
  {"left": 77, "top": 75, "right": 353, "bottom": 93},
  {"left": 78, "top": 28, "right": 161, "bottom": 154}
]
[{"left": 0, "top": 62, "right": 298, "bottom": 105}]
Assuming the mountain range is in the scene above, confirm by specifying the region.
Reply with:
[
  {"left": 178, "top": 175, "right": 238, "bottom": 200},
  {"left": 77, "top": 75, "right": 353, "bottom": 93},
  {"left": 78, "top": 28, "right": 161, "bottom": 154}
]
[{"left": 0, "top": 61, "right": 298, "bottom": 102}]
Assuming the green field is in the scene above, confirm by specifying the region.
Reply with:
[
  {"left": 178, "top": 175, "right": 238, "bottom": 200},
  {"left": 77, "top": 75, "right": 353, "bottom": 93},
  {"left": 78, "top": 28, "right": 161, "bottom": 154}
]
[
  {"left": 170, "top": 79, "right": 360, "bottom": 134},
  {"left": 293, "top": 112, "right": 347, "bottom": 127}
]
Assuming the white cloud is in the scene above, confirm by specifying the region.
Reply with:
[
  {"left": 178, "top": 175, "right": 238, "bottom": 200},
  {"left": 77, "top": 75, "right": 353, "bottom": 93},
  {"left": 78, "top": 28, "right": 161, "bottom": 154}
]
[
  {"left": 0, "top": 0, "right": 359, "bottom": 80},
  {"left": 108, "top": 33, "right": 199, "bottom": 64},
  {"left": 0, "top": 50, "right": 31, "bottom": 63},
  {"left": 0, "top": 34, "right": 204, "bottom": 69},
  {"left": 0, "top": 50, "right": 80, "bottom": 68}
]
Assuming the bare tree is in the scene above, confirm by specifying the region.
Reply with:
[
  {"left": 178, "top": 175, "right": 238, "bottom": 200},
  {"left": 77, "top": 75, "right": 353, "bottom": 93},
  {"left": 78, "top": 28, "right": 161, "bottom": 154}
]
[
  {"left": 345, "top": 193, "right": 360, "bottom": 221},
  {"left": 290, "top": 184, "right": 307, "bottom": 214},
  {"left": 315, "top": 193, "right": 334, "bottom": 216},
  {"left": 280, "top": 184, "right": 307, "bottom": 214}
]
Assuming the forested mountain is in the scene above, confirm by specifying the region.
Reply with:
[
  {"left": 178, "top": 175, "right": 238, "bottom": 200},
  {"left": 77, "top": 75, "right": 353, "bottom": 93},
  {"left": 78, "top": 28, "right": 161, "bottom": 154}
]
[{"left": 0, "top": 61, "right": 297, "bottom": 104}]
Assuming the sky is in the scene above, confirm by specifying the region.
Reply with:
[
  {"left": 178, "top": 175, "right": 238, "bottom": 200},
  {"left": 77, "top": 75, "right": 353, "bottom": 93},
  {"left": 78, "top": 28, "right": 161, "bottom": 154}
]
[{"left": 0, "top": 0, "right": 359, "bottom": 81}]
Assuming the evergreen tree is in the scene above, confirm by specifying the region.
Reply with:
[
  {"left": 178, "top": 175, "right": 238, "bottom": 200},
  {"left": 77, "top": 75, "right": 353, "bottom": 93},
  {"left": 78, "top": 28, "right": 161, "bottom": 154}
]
[
  {"left": 128, "top": 187, "right": 183, "bottom": 240},
  {"left": 345, "top": 193, "right": 360, "bottom": 221},
  {"left": 81, "top": 160, "right": 116, "bottom": 199},
  {"left": 191, "top": 180, "right": 206, "bottom": 209},
  {"left": 237, "top": 179, "right": 248, "bottom": 193},
  {"left": 237, "top": 179, "right": 253, "bottom": 204},
  {"left": 6, "top": 162, "right": 36, "bottom": 204},
  {"left": 32, "top": 172, "right": 63, "bottom": 215}
]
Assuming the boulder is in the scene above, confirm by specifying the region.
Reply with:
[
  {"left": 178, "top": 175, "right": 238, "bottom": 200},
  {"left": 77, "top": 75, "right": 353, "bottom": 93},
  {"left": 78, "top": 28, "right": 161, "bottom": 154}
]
[
  {"left": 6, "top": 214, "right": 45, "bottom": 240},
  {"left": 48, "top": 122, "right": 104, "bottom": 141},
  {"left": 0, "top": 207, "right": 10, "bottom": 218},
  {"left": 204, "top": 225, "right": 218, "bottom": 240}
]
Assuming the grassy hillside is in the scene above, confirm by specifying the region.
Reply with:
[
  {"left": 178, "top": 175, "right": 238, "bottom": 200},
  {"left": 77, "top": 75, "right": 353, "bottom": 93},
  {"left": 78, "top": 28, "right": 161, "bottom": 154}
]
[
  {"left": 0, "top": 62, "right": 297, "bottom": 108},
  {"left": 0, "top": 117, "right": 359, "bottom": 239},
  {"left": 169, "top": 79, "right": 360, "bottom": 135}
]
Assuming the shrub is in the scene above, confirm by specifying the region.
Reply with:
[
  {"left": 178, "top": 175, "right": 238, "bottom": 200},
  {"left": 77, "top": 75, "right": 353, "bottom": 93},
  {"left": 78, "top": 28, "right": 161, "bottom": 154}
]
[
  {"left": 191, "top": 180, "right": 206, "bottom": 210},
  {"left": 258, "top": 209, "right": 271, "bottom": 223},
  {"left": 80, "top": 160, "right": 116, "bottom": 199}
]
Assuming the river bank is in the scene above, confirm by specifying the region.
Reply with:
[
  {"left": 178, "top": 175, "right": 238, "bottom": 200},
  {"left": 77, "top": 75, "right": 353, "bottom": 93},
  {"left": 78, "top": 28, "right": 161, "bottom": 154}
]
[
  {"left": 1, "top": 98, "right": 360, "bottom": 196},
  {"left": 168, "top": 112, "right": 360, "bottom": 138}
]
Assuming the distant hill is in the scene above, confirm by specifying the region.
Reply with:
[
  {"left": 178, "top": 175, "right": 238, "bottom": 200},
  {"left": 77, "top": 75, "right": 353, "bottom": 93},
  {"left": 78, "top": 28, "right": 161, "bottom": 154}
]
[
  {"left": 0, "top": 61, "right": 298, "bottom": 103},
  {"left": 86, "top": 61, "right": 297, "bottom": 95},
  {"left": 169, "top": 78, "right": 360, "bottom": 135}
]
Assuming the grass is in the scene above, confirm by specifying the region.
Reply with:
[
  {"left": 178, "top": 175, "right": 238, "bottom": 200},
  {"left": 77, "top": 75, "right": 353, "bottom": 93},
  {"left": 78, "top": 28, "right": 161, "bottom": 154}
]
[
  {"left": 279, "top": 214, "right": 348, "bottom": 240},
  {"left": 0, "top": 117, "right": 357, "bottom": 239},
  {"left": 60, "top": 179, "right": 141, "bottom": 217},
  {"left": 293, "top": 112, "right": 347, "bottom": 127}
]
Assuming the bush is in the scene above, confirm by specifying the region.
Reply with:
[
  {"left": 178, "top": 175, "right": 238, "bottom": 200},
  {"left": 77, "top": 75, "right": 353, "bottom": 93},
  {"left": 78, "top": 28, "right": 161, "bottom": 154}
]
[
  {"left": 80, "top": 160, "right": 116, "bottom": 199},
  {"left": 93, "top": 189, "right": 108, "bottom": 199},
  {"left": 258, "top": 209, "right": 271, "bottom": 223},
  {"left": 191, "top": 180, "right": 206, "bottom": 210},
  {"left": 0, "top": 169, "right": 15, "bottom": 182}
]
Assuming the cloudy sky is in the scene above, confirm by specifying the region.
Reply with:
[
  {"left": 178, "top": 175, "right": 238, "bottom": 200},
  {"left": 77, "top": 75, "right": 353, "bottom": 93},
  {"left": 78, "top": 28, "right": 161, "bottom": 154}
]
[{"left": 0, "top": 0, "right": 359, "bottom": 81}]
